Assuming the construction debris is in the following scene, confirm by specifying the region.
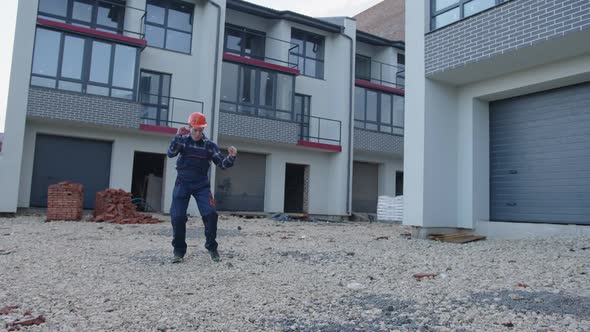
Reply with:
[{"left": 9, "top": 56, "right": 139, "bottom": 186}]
[
  {"left": 46, "top": 181, "right": 83, "bottom": 221},
  {"left": 414, "top": 273, "right": 437, "bottom": 280},
  {"left": 88, "top": 189, "right": 161, "bottom": 224},
  {"left": 429, "top": 233, "right": 486, "bottom": 244},
  {"left": 7, "top": 316, "right": 46, "bottom": 331},
  {"left": 0, "top": 306, "right": 18, "bottom": 315}
]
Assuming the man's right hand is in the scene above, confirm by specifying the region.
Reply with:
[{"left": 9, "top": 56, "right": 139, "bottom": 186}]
[{"left": 177, "top": 127, "right": 188, "bottom": 135}]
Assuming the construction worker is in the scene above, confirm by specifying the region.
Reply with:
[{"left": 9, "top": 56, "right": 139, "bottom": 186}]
[{"left": 167, "top": 112, "right": 237, "bottom": 263}]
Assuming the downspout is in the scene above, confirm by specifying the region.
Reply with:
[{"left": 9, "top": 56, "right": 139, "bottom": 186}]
[
  {"left": 207, "top": 0, "right": 222, "bottom": 139},
  {"left": 341, "top": 31, "right": 354, "bottom": 216}
]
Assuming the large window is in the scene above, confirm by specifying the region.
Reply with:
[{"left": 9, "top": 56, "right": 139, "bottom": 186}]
[
  {"left": 431, "top": 0, "right": 506, "bottom": 30},
  {"left": 38, "top": 0, "right": 126, "bottom": 33},
  {"left": 139, "top": 70, "right": 171, "bottom": 125},
  {"left": 145, "top": 0, "right": 194, "bottom": 53},
  {"left": 220, "top": 62, "right": 295, "bottom": 121},
  {"left": 355, "top": 54, "right": 371, "bottom": 81},
  {"left": 224, "top": 24, "right": 266, "bottom": 60},
  {"left": 289, "top": 29, "right": 324, "bottom": 79},
  {"left": 295, "top": 94, "right": 311, "bottom": 138},
  {"left": 355, "top": 87, "right": 404, "bottom": 135},
  {"left": 31, "top": 27, "right": 138, "bottom": 100}
]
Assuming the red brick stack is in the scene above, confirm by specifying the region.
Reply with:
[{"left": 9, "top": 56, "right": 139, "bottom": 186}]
[
  {"left": 89, "top": 189, "right": 161, "bottom": 224},
  {"left": 46, "top": 181, "right": 83, "bottom": 221}
]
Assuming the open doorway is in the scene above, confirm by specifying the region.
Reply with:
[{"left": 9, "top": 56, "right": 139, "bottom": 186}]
[
  {"left": 284, "top": 163, "right": 309, "bottom": 213},
  {"left": 132, "top": 152, "right": 165, "bottom": 212}
]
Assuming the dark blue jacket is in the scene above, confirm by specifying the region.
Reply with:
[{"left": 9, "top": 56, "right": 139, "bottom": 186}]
[{"left": 167, "top": 134, "right": 235, "bottom": 184}]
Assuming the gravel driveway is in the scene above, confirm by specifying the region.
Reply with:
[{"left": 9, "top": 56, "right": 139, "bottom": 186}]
[{"left": 1, "top": 214, "right": 589, "bottom": 331}]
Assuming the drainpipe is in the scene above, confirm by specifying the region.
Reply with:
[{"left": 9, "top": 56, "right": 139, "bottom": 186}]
[
  {"left": 341, "top": 31, "right": 354, "bottom": 216},
  {"left": 207, "top": 0, "right": 222, "bottom": 139}
]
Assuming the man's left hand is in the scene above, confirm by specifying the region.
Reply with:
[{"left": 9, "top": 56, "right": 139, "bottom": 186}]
[{"left": 228, "top": 146, "right": 237, "bottom": 157}]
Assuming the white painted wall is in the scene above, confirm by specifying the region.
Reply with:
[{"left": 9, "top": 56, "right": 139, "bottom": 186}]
[{"left": 0, "top": 0, "right": 37, "bottom": 213}]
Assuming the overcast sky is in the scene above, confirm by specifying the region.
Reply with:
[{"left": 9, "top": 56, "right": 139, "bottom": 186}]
[{"left": 245, "top": 0, "right": 384, "bottom": 18}]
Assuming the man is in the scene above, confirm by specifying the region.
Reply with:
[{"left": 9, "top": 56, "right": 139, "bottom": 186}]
[{"left": 167, "top": 112, "right": 237, "bottom": 263}]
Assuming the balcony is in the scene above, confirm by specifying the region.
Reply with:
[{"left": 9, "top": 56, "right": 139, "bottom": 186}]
[
  {"left": 139, "top": 93, "right": 205, "bottom": 134},
  {"left": 36, "top": 0, "right": 146, "bottom": 47},
  {"left": 297, "top": 115, "right": 342, "bottom": 152},
  {"left": 223, "top": 24, "right": 301, "bottom": 75},
  {"left": 355, "top": 56, "right": 405, "bottom": 92}
]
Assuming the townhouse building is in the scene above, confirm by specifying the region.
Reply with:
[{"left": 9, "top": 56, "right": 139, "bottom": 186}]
[
  {"left": 405, "top": 0, "right": 590, "bottom": 236},
  {"left": 0, "top": 0, "right": 405, "bottom": 218}
]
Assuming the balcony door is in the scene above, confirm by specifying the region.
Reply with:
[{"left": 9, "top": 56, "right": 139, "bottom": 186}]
[{"left": 139, "top": 70, "right": 171, "bottom": 126}]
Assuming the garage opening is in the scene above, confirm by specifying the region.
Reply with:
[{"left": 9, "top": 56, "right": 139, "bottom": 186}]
[
  {"left": 352, "top": 161, "right": 379, "bottom": 213},
  {"left": 30, "top": 134, "right": 112, "bottom": 209},
  {"left": 214, "top": 152, "right": 266, "bottom": 211},
  {"left": 131, "top": 152, "right": 165, "bottom": 212},
  {"left": 284, "top": 163, "right": 308, "bottom": 213}
]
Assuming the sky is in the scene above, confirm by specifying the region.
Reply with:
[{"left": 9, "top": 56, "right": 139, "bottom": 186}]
[{"left": 244, "top": 0, "right": 384, "bottom": 18}]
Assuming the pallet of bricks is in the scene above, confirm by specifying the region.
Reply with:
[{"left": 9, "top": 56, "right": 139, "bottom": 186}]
[
  {"left": 89, "top": 189, "right": 161, "bottom": 224},
  {"left": 46, "top": 181, "right": 83, "bottom": 221}
]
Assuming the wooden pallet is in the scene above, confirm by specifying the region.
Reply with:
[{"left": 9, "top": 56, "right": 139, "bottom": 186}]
[{"left": 429, "top": 233, "right": 486, "bottom": 244}]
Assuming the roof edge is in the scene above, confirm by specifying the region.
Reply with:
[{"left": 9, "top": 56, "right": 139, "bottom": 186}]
[{"left": 356, "top": 30, "right": 405, "bottom": 49}]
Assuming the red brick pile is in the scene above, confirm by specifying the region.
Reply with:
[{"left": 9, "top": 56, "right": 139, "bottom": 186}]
[
  {"left": 88, "top": 189, "right": 161, "bottom": 224},
  {"left": 46, "top": 181, "right": 83, "bottom": 221}
]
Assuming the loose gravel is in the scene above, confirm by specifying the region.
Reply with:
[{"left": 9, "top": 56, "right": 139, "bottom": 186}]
[{"left": 1, "top": 214, "right": 589, "bottom": 331}]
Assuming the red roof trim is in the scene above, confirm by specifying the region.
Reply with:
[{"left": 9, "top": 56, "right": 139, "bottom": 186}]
[
  {"left": 139, "top": 124, "right": 177, "bottom": 135},
  {"left": 296, "top": 140, "right": 342, "bottom": 152},
  {"left": 355, "top": 79, "right": 405, "bottom": 95},
  {"left": 37, "top": 18, "right": 147, "bottom": 47},
  {"left": 223, "top": 53, "right": 300, "bottom": 75}
]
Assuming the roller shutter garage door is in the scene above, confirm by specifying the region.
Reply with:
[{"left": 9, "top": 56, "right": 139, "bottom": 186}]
[
  {"left": 214, "top": 152, "right": 266, "bottom": 211},
  {"left": 30, "top": 134, "right": 112, "bottom": 209},
  {"left": 490, "top": 82, "right": 590, "bottom": 224},
  {"left": 352, "top": 161, "right": 379, "bottom": 213}
]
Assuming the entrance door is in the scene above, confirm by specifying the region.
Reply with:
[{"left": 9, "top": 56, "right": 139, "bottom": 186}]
[
  {"left": 284, "top": 163, "right": 306, "bottom": 213},
  {"left": 131, "top": 152, "right": 165, "bottom": 212}
]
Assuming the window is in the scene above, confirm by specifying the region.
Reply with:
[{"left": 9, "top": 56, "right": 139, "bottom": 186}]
[
  {"left": 355, "top": 54, "right": 371, "bottom": 81},
  {"left": 431, "top": 0, "right": 505, "bottom": 30},
  {"left": 145, "top": 0, "right": 194, "bottom": 53},
  {"left": 355, "top": 86, "right": 404, "bottom": 135},
  {"left": 220, "top": 62, "right": 295, "bottom": 121},
  {"left": 224, "top": 24, "right": 266, "bottom": 60},
  {"left": 295, "top": 94, "right": 311, "bottom": 138},
  {"left": 397, "top": 54, "right": 405, "bottom": 66},
  {"left": 139, "top": 70, "right": 171, "bottom": 126},
  {"left": 289, "top": 29, "right": 324, "bottom": 79},
  {"left": 31, "top": 27, "right": 139, "bottom": 99},
  {"left": 37, "top": 0, "right": 126, "bottom": 34},
  {"left": 397, "top": 53, "right": 405, "bottom": 88}
]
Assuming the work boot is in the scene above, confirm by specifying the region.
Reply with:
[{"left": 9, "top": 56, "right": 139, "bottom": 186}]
[
  {"left": 209, "top": 250, "right": 221, "bottom": 262},
  {"left": 172, "top": 255, "right": 184, "bottom": 264}
]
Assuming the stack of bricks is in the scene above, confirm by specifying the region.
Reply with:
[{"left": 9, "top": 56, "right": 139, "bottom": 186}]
[
  {"left": 46, "top": 181, "right": 83, "bottom": 221},
  {"left": 89, "top": 189, "right": 161, "bottom": 224}
]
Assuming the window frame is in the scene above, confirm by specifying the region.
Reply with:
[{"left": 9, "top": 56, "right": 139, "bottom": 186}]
[
  {"left": 290, "top": 28, "right": 325, "bottom": 79},
  {"left": 220, "top": 61, "right": 297, "bottom": 121},
  {"left": 139, "top": 69, "right": 172, "bottom": 126},
  {"left": 355, "top": 54, "right": 372, "bottom": 82},
  {"left": 295, "top": 93, "right": 311, "bottom": 139},
  {"left": 145, "top": 0, "right": 194, "bottom": 54},
  {"left": 30, "top": 27, "right": 140, "bottom": 100},
  {"left": 354, "top": 86, "right": 404, "bottom": 136},
  {"left": 37, "top": 0, "right": 127, "bottom": 34},
  {"left": 430, "top": 0, "right": 506, "bottom": 31},
  {"left": 223, "top": 23, "right": 266, "bottom": 61}
]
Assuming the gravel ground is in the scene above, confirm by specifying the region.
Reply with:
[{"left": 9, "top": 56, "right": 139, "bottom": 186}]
[{"left": 1, "top": 214, "right": 589, "bottom": 332}]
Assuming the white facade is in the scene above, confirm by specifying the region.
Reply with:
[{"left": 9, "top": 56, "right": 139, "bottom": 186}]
[{"left": 404, "top": 0, "right": 590, "bottom": 236}]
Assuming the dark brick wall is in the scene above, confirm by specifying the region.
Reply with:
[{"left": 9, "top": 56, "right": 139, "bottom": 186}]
[
  {"left": 354, "top": 128, "right": 404, "bottom": 155},
  {"left": 425, "top": 0, "right": 590, "bottom": 75},
  {"left": 218, "top": 111, "right": 300, "bottom": 144}
]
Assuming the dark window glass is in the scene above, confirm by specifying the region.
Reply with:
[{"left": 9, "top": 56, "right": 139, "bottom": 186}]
[
  {"left": 145, "top": 25, "right": 165, "bottom": 48},
  {"left": 145, "top": 0, "right": 194, "bottom": 53},
  {"left": 276, "top": 73, "right": 293, "bottom": 111},
  {"left": 432, "top": 0, "right": 503, "bottom": 30},
  {"left": 290, "top": 28, "right": 324, "bottom": 79},
  {"left": 434, "top": 7, "right": 460, "bottom": 29},
  {"left": 146, "top": 3, "right": 166, "bottom": 24},
  {"left": 435, "top": 0, "right": 459, "bottom": 10},
  {"left": 31, "top": 76, "right": 56, "bottom": 88},
  {"left": 259, "top": 71, "right": 275, "bottom": 107},
  {"left": 355, "top": 54, "right": 371, "bottom": 81},
  {"left": 61, "top": 36, "right": 85, "bottom": 79},
  {"left": 90, "top": 41, "right": 112, "bottom": 84},
  {"left": 354, "top": 87, "right": 365, "bottom": 121},
  {"left": 168, "top": 2, "right": 193, "bottom": 32},
  {"left": 113, "top": 45, "right": 136, "bottom": 89},
  {"left": 464, "top": 0, "right": 495, "bottom": 16},
  {"left": 72, "top": 0, "right": 93, "bottom": 23},
  {"left": 32, "top": 29, "right": 61, "bottom": 77},
  {"left": 221, "top": 62, "right": 239, "bottom": 102},
  {"left": 366, "top": 90, "right": 378, "bottom": 122},
  {"left": 397, "top": 54, "right": 405, "bottom": 66},
  {"left": 224, "top": 25, "right": 266, "bottom": 60},
  {"left": 381, "top": 94, "right": 392, "bottom": 125},
  {"left": 139, "top": 70, "right": 172, "bottom": 125},
  {"left": 355, "top": 86, "right": 404, "bottom": 134},
  {"left": 97, "top": 0, "right": 124, "bottom": 30},
  {"left": 240, "top": 67, "right": 256, "bottom": 104},
  {"left": 38, "top": 0, "right": 124, "bottom": 33},
  {"left": 166, "top": 30, "right": 191, "bottom": 53},
  {"left": 58, "top": 81, "right": 83, "bottom": 92},
  {"left": 38, "top": 0, "right": 68, "bottom": 17},
  {"left": 395, "top": 171, "right": 403, "bottom": 196}
]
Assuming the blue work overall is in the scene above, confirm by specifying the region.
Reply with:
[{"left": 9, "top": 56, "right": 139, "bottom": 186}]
[{"left": 167, "top": 134, "right": 235, "bottom": 257}]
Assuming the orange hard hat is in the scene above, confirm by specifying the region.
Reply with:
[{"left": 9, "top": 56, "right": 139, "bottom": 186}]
[{"left": 188, "top": 112, "right": 207, "bottom": 128}]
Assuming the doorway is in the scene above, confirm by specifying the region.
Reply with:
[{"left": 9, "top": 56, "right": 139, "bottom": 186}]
[
  {"left": 131, "top": 152, "right": 165, "bottom": 212},
  {"left": 284, "top": 163, "right": 308, "bottom": 213}
]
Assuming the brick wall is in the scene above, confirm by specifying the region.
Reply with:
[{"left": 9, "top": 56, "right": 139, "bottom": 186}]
[
  {"left": 27, "top": 87, "right": 142, "bottom": 129},
  {"left": 425, "top": 0, "right": 590, "bottom": 75},
  {"left": 354, "top": 0, "right": 406, "bottom": 41},
  {"left": 354, "top": 128, "right": 404, "bottom": 155},
  {"left": 218, "top": 111, "right": 300, "bottom": 144}
]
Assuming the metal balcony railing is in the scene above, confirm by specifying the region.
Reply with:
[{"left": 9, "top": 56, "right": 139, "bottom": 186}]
[
  {"left": 224, "top": 25, "right": 301, "bottom": 69},
  {"left": 37, "top": 0, "right": 146, "bottom": 39},
  {"left": 296, "top": 114, "right": 342, "bottom": 146},
  {"left": 139, "top": 93, "right": 204, "bottom": 128},
  {"left": 356, "top": 58, "right": 405, "bottom": 89}
]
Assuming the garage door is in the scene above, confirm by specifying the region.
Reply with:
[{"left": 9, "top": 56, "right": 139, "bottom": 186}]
[
  {"left": 490, "top": 82, "right": 590, "bottom": 224},
  {"left": 352, "top": 161, "right": 379, "bottom": 213},
  {"left": 30, "top": 135, "right": 112, "bottom": 209},
  {"left": 214, "top": 152, "right": 265, "bottom": 211}
]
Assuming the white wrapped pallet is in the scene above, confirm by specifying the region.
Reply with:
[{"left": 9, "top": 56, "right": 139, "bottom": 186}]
[{"left": 377, "top": 195, "right": 403, "bottom": 222}]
